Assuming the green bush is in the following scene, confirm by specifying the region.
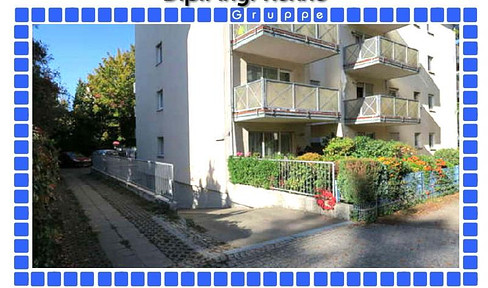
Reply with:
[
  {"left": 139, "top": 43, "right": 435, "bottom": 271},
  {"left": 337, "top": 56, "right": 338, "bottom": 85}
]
[
  {"left": 323, "top": 137, "right": 355, "bottom": 160},
  {"left": 323, "top": 137, "right": 416, "bottom": 160},
  {"left": 337, "top": 159, "right": 382, "bottom": 204},
  {"left": 33, "top": 127, "right": 61, "bottom": 267},
  {"left": 434, "top": 148, "right": 459, "bottom": 166},
  {"left": 296, "top": 152, "right": 323, "bottom": 161},
  {"left": 228, "top": 156, "right": 279, "bottom": 189}
]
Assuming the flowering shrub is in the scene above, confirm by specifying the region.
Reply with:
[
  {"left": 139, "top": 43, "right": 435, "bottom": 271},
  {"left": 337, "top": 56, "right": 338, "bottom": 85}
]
[
  {"left": 235, "top": 151, "right": 244, "bottom": 157},
  {"left": 297, "top": 152, "right": 323, "bottom": 161},
  {"left": 402, "top": 155, "right": 430, "bottom": 172},
  {"left": 434, "top": 148, "right": 459, "bottom": 166},
  {"left": 314, "top": 188, "right": 336, "bottom": 210}
]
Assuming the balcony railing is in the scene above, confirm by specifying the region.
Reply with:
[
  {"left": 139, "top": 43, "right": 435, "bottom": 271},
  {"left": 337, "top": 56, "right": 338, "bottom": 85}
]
[
  {"left": 344, "top": 36, "right": 419, "bottom": 79},
  {"left": 232, "top": 24, "right": 339, "bottom": 64},
  {"left": 233, "top": 24, "right": 338, "bottom": 45},
  {"left": 344, "top": 95, "right": 420, "bottom": 124},
  {"left": 234, "top": 79, "right": 340, "bottom": 122}
]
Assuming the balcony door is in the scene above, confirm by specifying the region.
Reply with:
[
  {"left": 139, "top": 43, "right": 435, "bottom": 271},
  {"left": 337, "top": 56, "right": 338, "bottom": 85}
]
[
  {"left": 249, "top": 131, "right": 292, "bottom": 157},
  {"left": 247, "top": 64, "right": 291, "bottom": 83},
  {"left": 356, "top": 82, "right": 374, "bottom": 98}
]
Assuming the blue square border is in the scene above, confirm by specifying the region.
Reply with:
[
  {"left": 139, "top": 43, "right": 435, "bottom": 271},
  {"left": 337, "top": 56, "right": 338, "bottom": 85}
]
[{"left": 13, "top": 5, "right": 477, "bottom": 287}]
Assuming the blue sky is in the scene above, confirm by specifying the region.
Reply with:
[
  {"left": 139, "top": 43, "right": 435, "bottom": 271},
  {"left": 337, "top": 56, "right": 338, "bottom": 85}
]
[{"left": 34, "top": 24, "right": 134, "bottom": 104}]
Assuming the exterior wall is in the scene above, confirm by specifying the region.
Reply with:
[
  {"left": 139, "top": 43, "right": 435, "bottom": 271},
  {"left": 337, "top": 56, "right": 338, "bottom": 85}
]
[
  {"left": 136, "top": 24, "right": 457, "bottom": 209},
  {"left": 135, "top": 25, "right": 191, "bottom": 184},
  {"left": 136, "top": 25, "right": 233, "bottom": 208},
  {"left": 308, "top": 24, "right": 457, "bottom": 154}
]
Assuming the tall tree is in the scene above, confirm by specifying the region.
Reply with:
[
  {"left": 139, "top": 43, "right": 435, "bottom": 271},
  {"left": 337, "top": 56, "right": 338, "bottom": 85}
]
[
  {"left": 32, "top": 40, "right": 70, "bottom": 138},
  {"left": 86, "top": 45, "right": 136, "bottom": 147}
]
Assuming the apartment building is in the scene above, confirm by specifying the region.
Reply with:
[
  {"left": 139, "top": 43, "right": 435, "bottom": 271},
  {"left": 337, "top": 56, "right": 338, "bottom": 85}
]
[{"left": 135, "top": 24, "right": 457, "bottom": 208}]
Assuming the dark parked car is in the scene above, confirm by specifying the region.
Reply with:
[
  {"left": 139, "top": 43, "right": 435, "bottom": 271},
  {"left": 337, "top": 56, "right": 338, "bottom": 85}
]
[{"left": 59, "top": 152, "right": 92, "bottom": 168}]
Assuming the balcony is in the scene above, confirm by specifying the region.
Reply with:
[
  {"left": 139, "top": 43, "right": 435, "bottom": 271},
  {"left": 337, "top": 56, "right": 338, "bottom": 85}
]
[
  {"left": 344, "top": 36, "right": 419, "bottom": 79},
  {"left": 348, "top": 24, "right": 408, "bottom": 36},
  {"left": 344, "top": 95, "right": 421, "bottom": 125},
  {"left": 234, "top": 79, "right": 340, "bottom": 123},
  {"left": 232, "top": 24, "right": 339, "bottom": 64}
]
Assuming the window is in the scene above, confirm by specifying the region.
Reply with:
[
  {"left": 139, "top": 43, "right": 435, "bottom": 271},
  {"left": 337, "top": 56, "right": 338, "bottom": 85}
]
[
  {"left": 249, "top": 131, "right": 292, "bottom": 156},
  {"left": 157, "top": 137, "right": 164, "bottom": 157},
  {"left": 414, "top": 133, "right": 421, "bottom": 148},
  {"left": 356, "top": 82, "right": 374, "bottom": 98},
  {"left": 414, "top": 24, "right": 420, "bottom": 29},
  {"left": 357, "top": 132, "right": 375, "bottom": 139},
  {"left": 426, "top": 24, "right": 434, "bottom": 35},
  {"left": 413, "top": 91, "right": 420, "bottom": 101},
  {"left": 428, "top": 94, "right": 434, "bottom": 110},
  {"left": 310, "top": 80, "right": 321, "bottom": 86},
  {"left": 388, "top": 88, "right": 399, "bottom": 97},
  {"left": 428, "top": 56, "right": 434, "bottom": 73},
  {"left": 156, "top": 42, "right": 163, "bottom": 65},
  {"left": 429, "top": 133, "right": 435, "bottom": 149},
  {"left": 157, "top": 89, "right": 163, "bottom": 110},
  {"left": 247, "top": 64, "right": 291, "bottom": 83},
  {"left": 390, "top": 132, "right": 400, "bottom": 141}
]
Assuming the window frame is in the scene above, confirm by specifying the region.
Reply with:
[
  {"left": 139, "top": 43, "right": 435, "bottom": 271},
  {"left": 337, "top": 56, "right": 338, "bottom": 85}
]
[
  {"left": 247, "top": 64, "right": 292, "bottom": 83},
  {"left": 156, "top": 41, "right": 163, "bottom": 65},
  {"left": 157, "top": 136, "right": 165, "bottom": 158},
  {"left": 428, "top": 94, "right": 435, "bottom": 111},
  {"left": 413, "top": 91, "right": 420, "bottom": 101},
  {"left": 157, "top": 89, "right": 164, "bottom": 111},
  {"left": 248, "top": 131, "right": 293, "bottom": 157},
  {"left": 429, "top": 133, "right": 435, "bottom": 150},
  {"left": 414, "top": 132, "right": 422, "bottom": 148},
  {"left": 427, "top": 55, "right": 434, "bottom": 74}
]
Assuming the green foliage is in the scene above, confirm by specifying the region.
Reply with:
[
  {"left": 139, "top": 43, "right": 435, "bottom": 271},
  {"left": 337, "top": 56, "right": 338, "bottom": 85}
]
[
  {"left": 323, "top": 137, "right": 416, "bottom": 161},
  {"left": 32, "top": 40, "right": 72, "bottom": 149},
  {"left": 73, "top": 45, "right": 136, "bottom": 152},
  {"left": 377, "top": 157, "right": 412, "bottom": 201},
  {"left": 434, "top": 148, "right": 459, "bottom": 166},
  {"left": 296, "top": 152, "right": 323, "bottom": 161},
  {"left": 33, "top": 128, "right": 61, "bottom": 267},
  {"left": 228, "top": 157, "right": 279, "bottom": 189},
  {"left": 337, "top": 159, "right": 382, "bottom": 204},
  {"left": 323, "top": 137, "right": 355, "bottom": 160}
]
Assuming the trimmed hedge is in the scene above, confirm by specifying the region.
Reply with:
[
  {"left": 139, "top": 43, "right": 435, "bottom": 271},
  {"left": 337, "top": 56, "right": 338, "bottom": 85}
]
[{"left": 228, "top": 156, "right": 279, "bottom": 189}]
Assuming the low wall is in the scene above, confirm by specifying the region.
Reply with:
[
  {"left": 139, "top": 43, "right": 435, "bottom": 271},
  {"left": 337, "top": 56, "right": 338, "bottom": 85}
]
[
  {"left": 227, "top": 183, "right": 352, "bottom": 220},
  {"left": 173, "top": 181, "right": 232, "bottom": 209}
]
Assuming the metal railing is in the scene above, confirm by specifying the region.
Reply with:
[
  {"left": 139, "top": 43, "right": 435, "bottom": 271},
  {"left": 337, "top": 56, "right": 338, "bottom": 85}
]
[
  {"left": 233, "top": 24, "right": 338, "bottom": 45},
  {"left": 92, "top": 154, "right": 174, "bottom": 200},
  {"left": 344, "top": 95, "right": 420, "bottom": 122},
  {"left": 344, "top": 36, "right": 419, "bottom": 69},
  {"left": 234, "top": 78, "right": 340, "bottom": 115},
  {"left": 265, "top": 159, "right": 338, "bottom": 201}
]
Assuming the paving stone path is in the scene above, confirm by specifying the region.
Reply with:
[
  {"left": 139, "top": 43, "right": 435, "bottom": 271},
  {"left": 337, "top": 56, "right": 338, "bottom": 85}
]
[{"left": 64, "top": 168, "right": 459, "bottom": 268}]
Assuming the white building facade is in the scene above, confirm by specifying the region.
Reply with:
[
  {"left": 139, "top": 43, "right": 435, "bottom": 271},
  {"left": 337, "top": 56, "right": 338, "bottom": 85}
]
[{"left": 135, "top": 24, "right": 457, "bottom": 208}]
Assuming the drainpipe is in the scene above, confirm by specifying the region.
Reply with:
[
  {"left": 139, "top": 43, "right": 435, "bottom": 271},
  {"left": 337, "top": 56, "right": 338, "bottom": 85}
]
[{"left": 229, "top": 26, "right": 236, "bottom": 157}]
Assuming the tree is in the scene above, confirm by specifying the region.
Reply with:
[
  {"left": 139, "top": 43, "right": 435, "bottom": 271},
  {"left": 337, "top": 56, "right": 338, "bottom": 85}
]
[
  {"left": 32, "top": 40, "right": 71, "bottom": 139},
  {"left": 86, "top": 45, "right": 136, "bottom": 147}
]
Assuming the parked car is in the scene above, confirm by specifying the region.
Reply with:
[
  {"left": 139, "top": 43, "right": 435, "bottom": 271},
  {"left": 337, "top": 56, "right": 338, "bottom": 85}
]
[
  {"left": 59, "top": 152, "right": 92, "bottom": 168},
  {"left": 92, "top": 149, "right": 119, "bottom": 157}
]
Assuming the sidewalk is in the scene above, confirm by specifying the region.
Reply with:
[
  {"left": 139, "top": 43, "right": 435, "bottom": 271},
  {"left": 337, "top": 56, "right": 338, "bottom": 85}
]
[{"left": 63, "top": 169, "right": 173, "bottom": 268}]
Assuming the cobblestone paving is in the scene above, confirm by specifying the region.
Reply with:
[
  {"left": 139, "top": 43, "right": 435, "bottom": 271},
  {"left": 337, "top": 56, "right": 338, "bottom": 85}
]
[
  {"left": 81, "top": 173, "right": 230, "bottom": 267},
  {"left": 73, "top": 169, "right": 458, "bottom": 268},
  {"left": 217, "top": 223, "right": 458, "bottom": 268}
]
